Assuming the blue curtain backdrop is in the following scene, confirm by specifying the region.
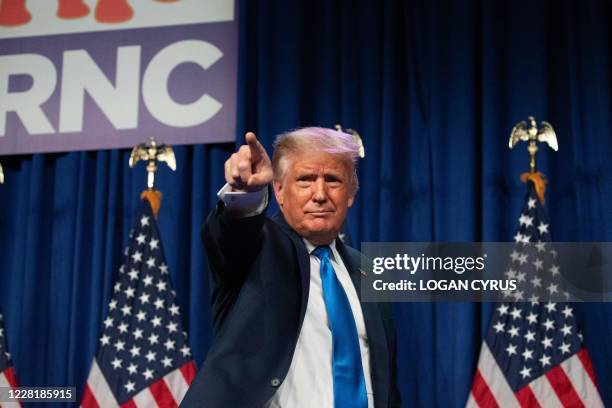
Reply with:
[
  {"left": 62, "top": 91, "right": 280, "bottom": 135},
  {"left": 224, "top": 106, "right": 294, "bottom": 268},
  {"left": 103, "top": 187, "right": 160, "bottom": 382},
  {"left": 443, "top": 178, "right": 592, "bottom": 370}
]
[{"left": 0, "top": 0, "right": 610, "bottom": 406}]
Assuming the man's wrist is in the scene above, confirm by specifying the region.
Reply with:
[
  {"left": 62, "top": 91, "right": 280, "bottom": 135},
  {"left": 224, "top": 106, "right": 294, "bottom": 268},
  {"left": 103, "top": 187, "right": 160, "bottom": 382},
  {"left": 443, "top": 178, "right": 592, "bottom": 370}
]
[{"left": 217, "top": 183, "right": 268, "bottom": 217}]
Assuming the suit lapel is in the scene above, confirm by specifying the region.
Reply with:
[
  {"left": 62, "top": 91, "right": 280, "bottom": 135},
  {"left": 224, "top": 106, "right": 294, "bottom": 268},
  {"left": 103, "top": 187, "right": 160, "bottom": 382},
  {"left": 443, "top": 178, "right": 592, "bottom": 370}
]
[{"left": 271, "top": 213, "right": 311, "bottom": 330}]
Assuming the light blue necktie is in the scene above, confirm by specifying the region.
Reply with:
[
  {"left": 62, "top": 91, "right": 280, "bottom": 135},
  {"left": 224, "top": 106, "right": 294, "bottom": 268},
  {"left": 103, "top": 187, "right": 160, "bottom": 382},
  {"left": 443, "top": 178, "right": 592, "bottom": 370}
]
[{"left": 312, "top": 245, "right": 368, "bottom": 408}]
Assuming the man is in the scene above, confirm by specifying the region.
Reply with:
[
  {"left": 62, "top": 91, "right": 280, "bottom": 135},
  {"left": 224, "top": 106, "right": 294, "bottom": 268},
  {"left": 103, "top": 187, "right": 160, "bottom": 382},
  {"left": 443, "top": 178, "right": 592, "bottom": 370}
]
[{"left": 182, "top": 127, "right": 400, "bottom": 407}]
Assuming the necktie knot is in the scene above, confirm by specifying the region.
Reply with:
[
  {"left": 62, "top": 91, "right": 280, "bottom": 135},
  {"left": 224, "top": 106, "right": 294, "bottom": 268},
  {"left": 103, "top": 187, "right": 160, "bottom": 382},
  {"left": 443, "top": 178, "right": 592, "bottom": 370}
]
[{"left": 312, "top": 245, "right": 331, "bottom": 261}]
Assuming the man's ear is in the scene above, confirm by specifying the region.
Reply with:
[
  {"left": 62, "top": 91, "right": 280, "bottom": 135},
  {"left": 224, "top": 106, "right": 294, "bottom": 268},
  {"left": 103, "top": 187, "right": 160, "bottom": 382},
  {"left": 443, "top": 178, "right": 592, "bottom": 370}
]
[
  {"left": 348, "top": 195, "right": 354, "bottom": 208},
  {"left": 273, "top": 180, "right": 284, "bottom": 207}
]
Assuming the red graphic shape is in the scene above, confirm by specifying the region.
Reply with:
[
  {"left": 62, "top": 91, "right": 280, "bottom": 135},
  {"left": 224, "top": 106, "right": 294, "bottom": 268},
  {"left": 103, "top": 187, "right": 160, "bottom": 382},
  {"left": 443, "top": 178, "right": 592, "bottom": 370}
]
[
  {"left": 0, "top": 0, "right": 32, "bottom": 26},
  {"left": 94, "top": 0, "right": 134, "bottom": 23},
  {"left": 57, "top": 0, "right": 90, "bottom": 19}
]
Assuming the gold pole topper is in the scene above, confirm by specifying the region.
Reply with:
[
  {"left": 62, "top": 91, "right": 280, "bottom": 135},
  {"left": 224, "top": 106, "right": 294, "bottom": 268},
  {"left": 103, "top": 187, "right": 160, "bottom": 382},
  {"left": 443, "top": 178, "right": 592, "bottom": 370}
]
[
  {"left": 508, "top": 116, "right": 558, "bottom": 173},
  {"left": 509, "top": 116, "right": 559, "bottom": 204},
  {"left": 0, "top": 161, "right": 4, "bottom": 184},
  {"left": 129, "top": 138, "right": 176, "bottom": 218},
  {"left": 335, "top": 124, "right": 365, "bottom": 158},
  {"left": 129, "top": 137, "right": 176, "bottom": 190}
]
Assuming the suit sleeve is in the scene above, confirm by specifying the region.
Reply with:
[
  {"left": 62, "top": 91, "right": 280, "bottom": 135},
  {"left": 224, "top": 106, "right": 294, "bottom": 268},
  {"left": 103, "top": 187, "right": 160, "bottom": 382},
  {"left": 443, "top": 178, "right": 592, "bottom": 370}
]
[{"left": 202, "top": 198, "right": 267, "bottom": 290}]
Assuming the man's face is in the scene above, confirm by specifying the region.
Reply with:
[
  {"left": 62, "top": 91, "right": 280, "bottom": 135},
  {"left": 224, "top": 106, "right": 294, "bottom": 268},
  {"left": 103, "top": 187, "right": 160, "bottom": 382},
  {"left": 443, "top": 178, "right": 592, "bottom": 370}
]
[{"left": 273, "top": 151, "right": 355, "bottom": 245}]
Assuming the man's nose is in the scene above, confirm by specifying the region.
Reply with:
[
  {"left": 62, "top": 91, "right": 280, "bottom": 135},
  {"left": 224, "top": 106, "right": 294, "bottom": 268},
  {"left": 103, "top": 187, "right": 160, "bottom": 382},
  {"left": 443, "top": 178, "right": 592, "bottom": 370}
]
[{"left": 312, "top": 178, "right": 327, "bottom": 203}]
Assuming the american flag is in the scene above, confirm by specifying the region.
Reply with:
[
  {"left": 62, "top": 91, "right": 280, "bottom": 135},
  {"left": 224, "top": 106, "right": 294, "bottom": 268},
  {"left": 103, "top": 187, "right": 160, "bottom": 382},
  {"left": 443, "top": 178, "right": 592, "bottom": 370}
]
[
  {"left": 81, "top": 200, "right": 196, "bottom": 407},
  {"left": 467, "top": 181, "right": 604, "bottom": 407},
  {"left": 0, "top": 312, "right": 20, "bottom": 408}
]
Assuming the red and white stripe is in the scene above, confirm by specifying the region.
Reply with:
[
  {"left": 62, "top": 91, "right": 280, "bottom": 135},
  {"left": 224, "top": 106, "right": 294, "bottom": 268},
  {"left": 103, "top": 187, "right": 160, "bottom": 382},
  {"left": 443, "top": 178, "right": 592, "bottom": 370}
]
[
  {"left": 466, "top": 343, "right": 603, "bottom": 408},
  {"left": 81, "top": 359, "right": 196, "bottom": 408},
  {"left": 0, "top": 367, "right": 21, "bottom": 408}
]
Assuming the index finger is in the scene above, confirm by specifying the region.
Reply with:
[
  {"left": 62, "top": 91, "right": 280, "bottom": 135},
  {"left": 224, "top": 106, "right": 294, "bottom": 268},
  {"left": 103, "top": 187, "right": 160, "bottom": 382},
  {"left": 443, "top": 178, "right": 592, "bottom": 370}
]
[{"left": 245, "top": 132, "right": 266, "bottom": 161}]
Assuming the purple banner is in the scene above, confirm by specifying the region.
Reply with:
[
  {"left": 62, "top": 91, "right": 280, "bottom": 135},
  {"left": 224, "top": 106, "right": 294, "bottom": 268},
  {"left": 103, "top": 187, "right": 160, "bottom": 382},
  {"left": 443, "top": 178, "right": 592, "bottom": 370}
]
[{"left": 0, "top": 0, "right": 237, "bottom": 155}]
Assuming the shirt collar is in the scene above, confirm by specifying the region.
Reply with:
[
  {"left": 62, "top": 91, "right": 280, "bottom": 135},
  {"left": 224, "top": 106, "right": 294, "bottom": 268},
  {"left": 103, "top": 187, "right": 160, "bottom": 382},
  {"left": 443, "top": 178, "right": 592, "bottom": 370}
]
[{"left": 304, "top": 238, "right": 338, "bottom": 262}]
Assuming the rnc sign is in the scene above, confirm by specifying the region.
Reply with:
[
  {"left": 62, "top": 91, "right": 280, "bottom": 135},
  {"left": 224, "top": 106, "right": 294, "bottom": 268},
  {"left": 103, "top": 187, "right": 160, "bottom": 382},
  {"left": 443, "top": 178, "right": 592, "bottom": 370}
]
[{"left": 0, "top": 0, "right": 237, "bottom": 155}]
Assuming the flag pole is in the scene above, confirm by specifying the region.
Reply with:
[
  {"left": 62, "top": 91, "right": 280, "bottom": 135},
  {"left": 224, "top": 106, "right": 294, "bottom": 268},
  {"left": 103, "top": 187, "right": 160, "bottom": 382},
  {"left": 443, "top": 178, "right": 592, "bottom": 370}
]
[
  {"left": 82, "top": 139, "right": 195, "bottom": 406},
  {"left": 508, "top": 116, "right": 559, "bottom": 204},
  {"left": 0, "top": 161, "right": 4, "bottom": 184},
  {"left": 128, "top": 137, "right": 176, "bottom": 218},
  {"left": 467, "top": 118, "right": 603, "bottom": 408}
]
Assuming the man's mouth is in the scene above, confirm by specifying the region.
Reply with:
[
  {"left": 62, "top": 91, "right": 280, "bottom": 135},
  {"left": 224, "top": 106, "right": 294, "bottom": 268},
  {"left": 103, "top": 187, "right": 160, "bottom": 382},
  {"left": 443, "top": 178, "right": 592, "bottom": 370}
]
[{"left": 307, "top": 210, "right": 333, "bottom": 217}]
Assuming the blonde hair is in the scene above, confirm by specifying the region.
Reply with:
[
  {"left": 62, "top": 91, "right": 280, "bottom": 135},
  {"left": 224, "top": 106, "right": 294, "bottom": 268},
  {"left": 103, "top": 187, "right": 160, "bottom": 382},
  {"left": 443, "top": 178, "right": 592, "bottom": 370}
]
[{"left": 272, "top": 127, "right": 360, "bottom": 193}]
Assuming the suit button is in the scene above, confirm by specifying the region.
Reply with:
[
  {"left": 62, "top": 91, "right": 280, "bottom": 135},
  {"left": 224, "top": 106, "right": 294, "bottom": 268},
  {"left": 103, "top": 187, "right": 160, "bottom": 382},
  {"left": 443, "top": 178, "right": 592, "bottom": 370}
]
[{"left": 271, "top": 378, "right": 281, "bottom": 387}]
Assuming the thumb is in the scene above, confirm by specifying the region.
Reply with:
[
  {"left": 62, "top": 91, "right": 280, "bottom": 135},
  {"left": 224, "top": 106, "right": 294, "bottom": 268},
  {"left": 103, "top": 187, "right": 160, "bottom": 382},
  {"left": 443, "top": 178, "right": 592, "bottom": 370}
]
[{"left": 247, "top": 167, "right": 273, "bottom": 187}]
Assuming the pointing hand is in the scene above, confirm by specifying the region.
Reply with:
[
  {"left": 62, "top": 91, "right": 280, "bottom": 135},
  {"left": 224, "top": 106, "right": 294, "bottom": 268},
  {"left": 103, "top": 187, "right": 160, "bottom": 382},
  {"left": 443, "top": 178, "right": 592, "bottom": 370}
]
[{"left": 225, "top": 132, "right": 273, "bottom": 192}]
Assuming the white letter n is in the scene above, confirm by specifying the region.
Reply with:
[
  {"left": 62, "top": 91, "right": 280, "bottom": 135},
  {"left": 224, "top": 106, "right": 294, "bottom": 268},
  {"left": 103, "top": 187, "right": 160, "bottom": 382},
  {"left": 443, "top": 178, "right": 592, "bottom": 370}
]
[{"left": 59, "top": 46, "right": 140, "bottom": 133}]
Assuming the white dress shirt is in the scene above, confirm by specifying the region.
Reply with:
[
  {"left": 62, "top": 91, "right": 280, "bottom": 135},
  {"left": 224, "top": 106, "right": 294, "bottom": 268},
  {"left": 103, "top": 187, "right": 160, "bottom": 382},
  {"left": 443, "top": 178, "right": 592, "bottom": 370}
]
[{"left": 218, "top": 185, "right": 373, "bottom": 408}]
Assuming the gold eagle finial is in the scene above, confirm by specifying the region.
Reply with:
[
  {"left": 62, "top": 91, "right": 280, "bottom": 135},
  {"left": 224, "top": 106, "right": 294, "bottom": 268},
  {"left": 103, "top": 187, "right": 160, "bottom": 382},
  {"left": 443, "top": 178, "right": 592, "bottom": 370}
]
[
  {"left": 509, "top": 116, "right": 558, "bottom": 173},
  {"left": 129, "top": 138, "right": 176, "bottom": 189}
]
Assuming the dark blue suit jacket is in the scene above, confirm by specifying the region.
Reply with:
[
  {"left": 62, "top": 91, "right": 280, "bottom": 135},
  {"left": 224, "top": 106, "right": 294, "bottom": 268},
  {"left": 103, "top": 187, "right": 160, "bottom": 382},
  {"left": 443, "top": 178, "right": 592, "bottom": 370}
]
[{"left": 181, "top": 200, "right": 400, "bottom": 407}]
